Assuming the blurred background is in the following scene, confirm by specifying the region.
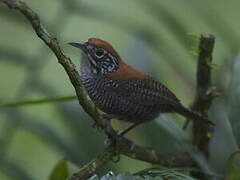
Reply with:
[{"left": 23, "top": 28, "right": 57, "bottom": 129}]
[{"left": 0, "top": 0, "right": 240, "bottom": 179}]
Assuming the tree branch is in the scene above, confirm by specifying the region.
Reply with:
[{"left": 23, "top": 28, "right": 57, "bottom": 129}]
[
  {"left": 70, "top": 148, "right": 115, "bottom": 180},
  {"left": 192, "top": 34, "right": 219, "bottom": 157},
  {"left": 183, "top": 34, "right": 219, "bottom": 156},
  {"left": 1, "top": 0, "right": 210, "bottom": 179}
]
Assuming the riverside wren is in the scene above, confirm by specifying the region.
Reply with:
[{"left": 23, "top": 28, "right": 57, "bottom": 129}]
[{"left": 68, "top": 38, "right": 214, "bottom": 135}]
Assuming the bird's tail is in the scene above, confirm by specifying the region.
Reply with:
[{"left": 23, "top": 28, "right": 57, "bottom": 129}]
[{"left": 176, "top": 106, "right": 215, "bottom": 126}]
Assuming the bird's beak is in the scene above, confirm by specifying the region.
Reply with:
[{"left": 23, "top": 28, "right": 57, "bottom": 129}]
[{"left": 67, "top": 41, "right": 88, "bottom": 53}]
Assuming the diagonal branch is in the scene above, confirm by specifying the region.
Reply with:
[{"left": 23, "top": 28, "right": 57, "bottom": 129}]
[{"left": 1, "top": 0, "right": 103, "bottom": 127}]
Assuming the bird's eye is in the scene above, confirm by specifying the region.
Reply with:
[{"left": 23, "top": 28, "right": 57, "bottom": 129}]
[{"left": 95, "top": 49, "right": 105, "bottom": 58}]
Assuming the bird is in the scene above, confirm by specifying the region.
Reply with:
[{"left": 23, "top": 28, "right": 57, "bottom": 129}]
[{"left": 68, "top": 38, "right": 214, "bottom": 135}]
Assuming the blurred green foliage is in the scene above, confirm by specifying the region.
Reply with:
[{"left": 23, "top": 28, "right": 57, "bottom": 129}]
[
  {"left": 1, "top": 0, "right": 240, "bottom": 179},
  {"left": 226, "top": 151, "right": 240, "bottom": 180},
  {"left": 49, "top": 159, "right": 69, "bottom": 180}
]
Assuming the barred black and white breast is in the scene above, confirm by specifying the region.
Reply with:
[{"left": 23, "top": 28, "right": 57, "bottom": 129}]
[
  {"left": 80, "top": 57, "right": 183, "bottom": 123},
  {"left": 69, "top": 37, "right": 214, "bottom": 132}
]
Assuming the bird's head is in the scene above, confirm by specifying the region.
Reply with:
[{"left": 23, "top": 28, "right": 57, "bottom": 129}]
[{"left": 68, "top": 38, "right": 120, "bottom": 75}]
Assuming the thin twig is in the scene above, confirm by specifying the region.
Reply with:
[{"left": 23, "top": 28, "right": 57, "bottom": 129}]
[{"left": 0, "top": 0, "right": 196, "bottom": 179}]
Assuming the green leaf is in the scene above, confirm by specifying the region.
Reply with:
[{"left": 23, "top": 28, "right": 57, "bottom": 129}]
[
  {"left": 1, "top": 95, "right": 76, "bottom": 107},
  {"left": 226, "top": 151, "right": 240, "bottom": 180},
  {"left": 49, "top": 159, "right": 69, "bottom": 180}
]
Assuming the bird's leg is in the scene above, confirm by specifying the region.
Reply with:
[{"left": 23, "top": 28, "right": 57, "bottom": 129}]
[
  {"left": 101, "top": 114, "right": 143, "bottom": 136},
  {"left": 101, "top": 114, "right": 117, "bottom": 133},
  {"left": 118, "top": 121, "right": 143, "bottom": 136}
]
